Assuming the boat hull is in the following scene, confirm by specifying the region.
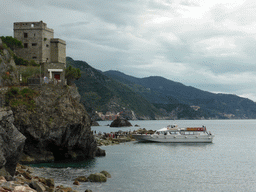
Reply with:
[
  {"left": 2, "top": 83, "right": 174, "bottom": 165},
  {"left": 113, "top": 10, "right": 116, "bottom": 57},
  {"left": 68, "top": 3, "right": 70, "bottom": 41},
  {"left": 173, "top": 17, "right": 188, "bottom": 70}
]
[{"left": 132, "top": 134, "right": 214, "bottom": 143}]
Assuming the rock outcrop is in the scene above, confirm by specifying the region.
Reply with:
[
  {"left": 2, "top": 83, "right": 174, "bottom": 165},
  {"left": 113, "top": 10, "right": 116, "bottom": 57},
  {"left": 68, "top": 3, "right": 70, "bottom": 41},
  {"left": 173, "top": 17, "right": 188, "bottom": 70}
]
[
  {"left": 0, "top": 107, "right": 26, "bottom": 178},
  {"left": 10, "top": 85, "right": 99, "bottom": 163},
  {"left": 0, "top": 40, "right": 19, "bottom": 87},
  {"left": 110, "top": 116, "right": 132, "bottom": 127},
  {"left": 0, "top": 164, "right": 78, "bottom": 192},
  {"left": 87, "top": 173, "right": 107, "bottom": 182}
]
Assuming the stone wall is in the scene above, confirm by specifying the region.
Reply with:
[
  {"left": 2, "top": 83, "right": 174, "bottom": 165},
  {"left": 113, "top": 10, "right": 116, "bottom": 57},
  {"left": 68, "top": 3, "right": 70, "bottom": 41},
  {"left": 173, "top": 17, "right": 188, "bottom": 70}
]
[
  {"left": 50, "top": 38, "right": 66, "bottom": 64},
  {"left": 43, "top": 62, "right": 66, "bottom": 83},
  {"left": 13, "top": 21, "right": 66, "bottom": 65},
  {"left": 14, "top": 21, "right": 66, "bottom": 83},
  {"left": 14, "top": 21, "right": 54, "bottom": 63}
]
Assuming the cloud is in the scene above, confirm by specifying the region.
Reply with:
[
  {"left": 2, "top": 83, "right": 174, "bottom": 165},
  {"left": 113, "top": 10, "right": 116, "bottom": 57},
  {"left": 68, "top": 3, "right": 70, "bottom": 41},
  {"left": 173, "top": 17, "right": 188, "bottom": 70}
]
[
  {"left": 59, "top": 22, "right": 89, "bottom": 28},
  {"left": 48, "top": 0, "right": 143, "bottom": 27},
  {"left": 1, "top": 0, "right": 256, "bottom": 101}
]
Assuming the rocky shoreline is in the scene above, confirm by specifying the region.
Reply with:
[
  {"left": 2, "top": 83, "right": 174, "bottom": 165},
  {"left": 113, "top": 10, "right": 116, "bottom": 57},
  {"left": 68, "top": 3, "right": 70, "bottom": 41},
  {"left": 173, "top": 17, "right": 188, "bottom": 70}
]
[
  {"left": 0, "top": 130, "right": 132, "bottom": 192},
  {"left": 94, "top": 131, "right": 135, "bottom": 146},
  {"left": 0, "top": 85, "right": 141, "bottom": 191},
  {"left": 94, "top": 127, "right": 157, "bottom": 146},
  {"left": 0, "top": 85, "right": 108, "bottom": 191},
  {"left": 0, "top": 163, "right": 111, "bottom": 192}
]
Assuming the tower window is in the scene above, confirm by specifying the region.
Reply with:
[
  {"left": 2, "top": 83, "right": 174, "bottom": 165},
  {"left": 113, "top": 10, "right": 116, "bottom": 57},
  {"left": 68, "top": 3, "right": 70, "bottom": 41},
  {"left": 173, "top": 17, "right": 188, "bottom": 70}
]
[
  {"left": 46, "top": 44, "right": 49, "bottom": 47},
  {"left": 24, "top": 33, "right": 28, "bottom": 38},
  {"left": 24, "top": 43, "right": 28, "bottom": 48},
  {"left": 31, "top": 24, "right": 34, "bottom": 27},
  {"left": 32, "top": 43, "right": 37, "bottom": 46},
  {"left": 32, "top": 56, "right": 37, "bottom": 59}
]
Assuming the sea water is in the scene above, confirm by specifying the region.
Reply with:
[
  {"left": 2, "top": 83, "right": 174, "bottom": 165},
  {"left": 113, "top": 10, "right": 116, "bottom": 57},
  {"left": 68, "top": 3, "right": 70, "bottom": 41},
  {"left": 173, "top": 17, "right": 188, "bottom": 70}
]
[{"left": 30, "top": 120, "right": 256, "bottom": 192}]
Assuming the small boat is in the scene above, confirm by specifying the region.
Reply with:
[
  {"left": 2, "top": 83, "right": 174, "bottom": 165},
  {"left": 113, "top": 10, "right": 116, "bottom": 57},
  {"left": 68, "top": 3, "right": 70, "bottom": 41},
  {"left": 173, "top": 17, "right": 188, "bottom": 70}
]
[{"left": 132, "top": 125, "right": 214, "bottom": 143}]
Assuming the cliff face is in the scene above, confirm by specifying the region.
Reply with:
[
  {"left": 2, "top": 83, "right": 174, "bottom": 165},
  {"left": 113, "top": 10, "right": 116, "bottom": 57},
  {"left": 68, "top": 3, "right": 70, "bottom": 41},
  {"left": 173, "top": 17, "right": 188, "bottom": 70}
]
[
  {"left": 0, "top": 40, "right": 19, "bottom": 87},
  {"left": 11, "top": 85, "right": 98, "bottom": 163},
  {"left": 0, "top": 108, "right": 26, "bottom": 177}
]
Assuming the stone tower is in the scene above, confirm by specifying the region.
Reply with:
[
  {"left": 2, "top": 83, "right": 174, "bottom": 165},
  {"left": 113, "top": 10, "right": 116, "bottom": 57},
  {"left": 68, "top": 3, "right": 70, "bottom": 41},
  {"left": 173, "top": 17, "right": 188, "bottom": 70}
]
[{"left": 13, "top": 21, "right": 66, "bottom": 83}]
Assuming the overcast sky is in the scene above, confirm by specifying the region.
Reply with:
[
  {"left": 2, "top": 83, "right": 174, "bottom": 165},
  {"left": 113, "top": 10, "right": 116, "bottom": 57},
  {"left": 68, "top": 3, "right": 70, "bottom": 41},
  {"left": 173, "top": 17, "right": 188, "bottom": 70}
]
[{"left": 1, "top": 0, "right": 256, "bottom": 101}]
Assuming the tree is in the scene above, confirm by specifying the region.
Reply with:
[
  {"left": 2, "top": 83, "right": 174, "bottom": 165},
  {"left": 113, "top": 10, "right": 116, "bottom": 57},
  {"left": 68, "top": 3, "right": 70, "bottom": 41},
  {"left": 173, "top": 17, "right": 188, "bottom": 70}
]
[
  {"left": 65, "top": 65, "right": 81, "bottom": 85},
  {"left": 0, "top": 36, "right": 23, "bottom": 51}
]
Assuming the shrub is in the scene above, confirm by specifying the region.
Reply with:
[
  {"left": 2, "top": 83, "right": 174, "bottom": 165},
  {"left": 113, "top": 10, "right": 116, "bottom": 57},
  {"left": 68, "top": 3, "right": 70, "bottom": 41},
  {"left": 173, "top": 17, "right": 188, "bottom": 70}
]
[
  {"left": 30, "top": 60, "right": 39, "bottom": 66},
  {"left": 5, "top": 87, "right": 20, "bottom": 105},
  {"left": 5, "top": 87, "right": 38, "bottom": 110},
  {"left": 65, "top": 65, "right": 81, "bottom": 85},
  {"left": 0, "top": 36, "right": 23, "bottom": 51},
  {"left": 14, "top": 55, "right": 29, "bottom": 66}
]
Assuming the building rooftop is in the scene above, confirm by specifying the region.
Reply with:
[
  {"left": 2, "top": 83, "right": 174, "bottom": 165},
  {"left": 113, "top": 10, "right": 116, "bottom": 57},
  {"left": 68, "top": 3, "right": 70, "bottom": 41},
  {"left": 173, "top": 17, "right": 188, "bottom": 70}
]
[{"left": 14, "top": 21, "right": 54, "bottom": 32}]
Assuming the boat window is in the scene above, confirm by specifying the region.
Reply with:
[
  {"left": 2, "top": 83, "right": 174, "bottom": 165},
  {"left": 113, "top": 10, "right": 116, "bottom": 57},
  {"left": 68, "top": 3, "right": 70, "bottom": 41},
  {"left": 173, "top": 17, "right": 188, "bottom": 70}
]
[{"left": 185, "top": 132, "right": 194, "bottom": 135}]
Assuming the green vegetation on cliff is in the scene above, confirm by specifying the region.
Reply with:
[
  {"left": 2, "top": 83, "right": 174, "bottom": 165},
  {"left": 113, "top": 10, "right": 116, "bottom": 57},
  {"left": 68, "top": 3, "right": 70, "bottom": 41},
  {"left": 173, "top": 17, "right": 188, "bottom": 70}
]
[
  {"left": 5, "top": 87, "right": 38, "bottom": 110},
  {"left": 67, "top": 57, "right": 160, "bottom": 119},
  {"left": 65, "top": 65, "right": 81, "bottom": 85},
  {"left": 1, "top": 36, "right": 39, "bottom": 66},
  {"left": 0, "top": 36, "right": 23, "bottom": 51}
]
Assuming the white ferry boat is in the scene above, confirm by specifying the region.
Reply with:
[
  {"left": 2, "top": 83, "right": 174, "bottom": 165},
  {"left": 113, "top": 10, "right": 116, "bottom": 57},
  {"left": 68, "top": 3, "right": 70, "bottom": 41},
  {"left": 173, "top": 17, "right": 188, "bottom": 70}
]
[{"left": 132, "top": 125, "right": 214, "bottom": 143}]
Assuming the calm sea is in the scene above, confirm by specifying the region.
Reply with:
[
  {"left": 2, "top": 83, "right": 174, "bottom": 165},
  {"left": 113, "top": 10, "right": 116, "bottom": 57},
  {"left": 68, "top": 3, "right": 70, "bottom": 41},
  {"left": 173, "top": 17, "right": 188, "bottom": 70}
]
[{"left": 30, "top": 120, "right": 256, "bottom": 192}]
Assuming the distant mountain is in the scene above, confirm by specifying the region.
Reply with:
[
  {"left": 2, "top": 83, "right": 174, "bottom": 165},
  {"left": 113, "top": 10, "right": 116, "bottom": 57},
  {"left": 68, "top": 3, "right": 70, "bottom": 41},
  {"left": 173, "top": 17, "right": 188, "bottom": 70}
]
[
  {"left": 104, "top": 70, "right": 256, "bottom": 119},
  {"left": 67, "top": 57, "right": 256, "bottom": 120},
  {"left": 66, "top": 57, "right": 161, "bottom": 120}
]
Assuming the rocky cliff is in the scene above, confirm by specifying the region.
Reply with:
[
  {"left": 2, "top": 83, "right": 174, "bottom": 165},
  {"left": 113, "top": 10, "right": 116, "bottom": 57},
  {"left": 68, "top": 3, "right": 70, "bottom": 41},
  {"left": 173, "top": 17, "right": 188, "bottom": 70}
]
[
  {"left": 8, "top": 84, "right": 99, "bottom": 163},
  {"left": 0, "top": 39, "right": 19, "bottom": 87},
  {"left": 0, "top": 107, "right": 26, "bottom": 178}
]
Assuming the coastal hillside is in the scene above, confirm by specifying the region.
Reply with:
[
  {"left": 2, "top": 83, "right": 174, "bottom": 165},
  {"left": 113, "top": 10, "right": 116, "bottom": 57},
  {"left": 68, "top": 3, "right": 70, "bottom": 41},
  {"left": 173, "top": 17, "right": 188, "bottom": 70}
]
[
  {"left": 67, "top": 57, "right": 256, "bottom": 119},
  {"left": 67, "top": 57, "right": 211, "bottom": 120},
  {"left": 104, "top": 70, "right": 256, "bottom": 119},
  {"left": 66, "top": 57, "right": 161, "bottom": 120}
]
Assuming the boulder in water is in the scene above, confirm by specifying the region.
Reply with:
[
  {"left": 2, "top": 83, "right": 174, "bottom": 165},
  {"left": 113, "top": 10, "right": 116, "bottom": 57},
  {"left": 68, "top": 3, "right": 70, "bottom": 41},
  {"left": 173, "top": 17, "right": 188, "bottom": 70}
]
[
  {"left": 73, "top": 176, "right": 88, "bottom": 182},
  {"left": 100, "top": 170, "right": 111, "bottom": 178},
  {"left": 110, "top": 117, "right": 132, "bottom": 127},
  {"left": 87, "top": 173, "right": 107, "bottom": 182}
]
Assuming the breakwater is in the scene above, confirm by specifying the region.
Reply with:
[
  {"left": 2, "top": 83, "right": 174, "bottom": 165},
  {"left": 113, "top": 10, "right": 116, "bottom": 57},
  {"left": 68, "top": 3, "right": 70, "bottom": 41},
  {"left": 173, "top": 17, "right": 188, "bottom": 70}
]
[{"left": 94, "top": 131, "right": 135, "bottom": 146}]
